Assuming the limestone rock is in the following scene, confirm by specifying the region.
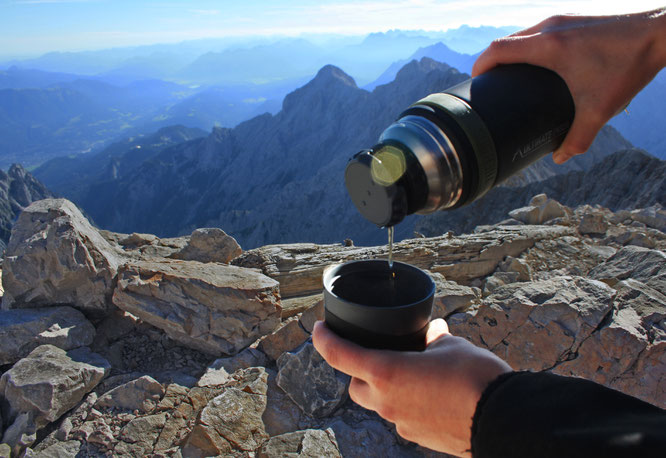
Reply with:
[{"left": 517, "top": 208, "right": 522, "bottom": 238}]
[
  {"left": 554, "top": 279, "right": 666, "bottom": 408},
  {"left": 183, "top": 368, "right": 269, "bottom": 455},
  {"left": 430, "top": 273, "right": 480, "bottom": 318},
  {"left": 605, "top": 226, "right": 657, "bottom": 249},
  {"left": 200, "top": 348, "right": 269, "bottom": 388},
  {"left": 0, "top": 306, "right": 95, "bottom": 365},
  {"left": 578, "top": 213, "right": 608, "bottom": 235},
  {"left": 276, "top": 342, "right": 349, "bottom": 417},
  {"left": 95, "top": 375, "right": 165, "bottom": 413},
  {"left": 630, "top": 204, "right": 666, "bottom": 232},
  {"left": 259, "top": 429, "right": 341, "bottom": 457},
  {"left": 233, "top": 225, "right": 573, "bottom": 296},
  {"left": 262, "top": 368, "right": 302, "bottom": 437},
  {"left": 27, "top": 440, "right": 82, "bottom": 457},
  {"left": 1, "top": 199, "right": 123, "bottom": 317},
  {"left": 170, "top": 227, "right": 242, "bottom": 263},
  {"left": 112, "top": 259, "right": 281, "bottom": 356},
  {"left": 257, "top": 318, "right": 310, "bottom": 361},
  {"left": 0, "top": 345, "right": 110, "bottom": 429},
  {"left": 590, "top": 245, "right": 666, "bottom": 295},
  {"left": 327, "top": 419, "right": 405, "bottom": 458},
  {"left": 299, "top": 299, "right": 325, "bottom": 333},
  {"left": 1, "top": 412, "right": 37, "bottom": 457},
  {"left": 115, "top": 412, "right": 168, "bottom": 456},
  {"left": 449, "top": 276, "right": 616, "bottom": 371},
  {"left": 282, "top": 294, "right": 322, "bottom": 319},
  {"left": 498, "top": 256, "right": 531, "bottom": 282},
  {"left": 508, "top": 194, "right": 567, "bottom": 225}
]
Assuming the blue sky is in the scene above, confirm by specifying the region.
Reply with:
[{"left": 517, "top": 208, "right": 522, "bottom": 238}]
[{"left": 2, "top": 0, "right": 665, "bottom": 58}]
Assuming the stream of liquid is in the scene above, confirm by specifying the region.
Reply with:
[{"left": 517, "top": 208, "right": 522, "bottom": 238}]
[{"left": 388, "top": 226, "right": 394, "bottom": 270}]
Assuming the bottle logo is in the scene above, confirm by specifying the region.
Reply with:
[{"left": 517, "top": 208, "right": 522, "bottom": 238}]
[{"left": 512, "top": 123, "right": 569, "bottom": 162}]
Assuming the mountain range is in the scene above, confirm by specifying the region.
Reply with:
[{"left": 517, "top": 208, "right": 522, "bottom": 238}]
[{"left": 33, "top": 58, "right": 664, "bottom": 250}]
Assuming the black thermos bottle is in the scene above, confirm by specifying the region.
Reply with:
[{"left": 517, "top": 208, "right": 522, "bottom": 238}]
[{"left": 345, "top": 64, "right": 575, "bottom": 227}]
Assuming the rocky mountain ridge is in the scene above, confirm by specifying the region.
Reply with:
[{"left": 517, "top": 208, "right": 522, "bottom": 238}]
[
  {"left": 0, "top": 196, "right": 664, "bottom": 456},
  {"left": 35, "top": 58, "right": 645, "bottom": 250}
]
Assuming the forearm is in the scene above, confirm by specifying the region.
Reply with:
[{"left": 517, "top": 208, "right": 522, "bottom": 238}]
[
  {"left": 471, "top": 372, "right": 666, "bottom": 458},
  {"left": 649, "top": 7, "right": 666, "bottom": 68}
]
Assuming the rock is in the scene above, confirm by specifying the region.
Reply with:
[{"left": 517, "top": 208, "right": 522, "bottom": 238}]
[
  {"left": 183, "top": 368, "right": 269, "bottom": 455},
  {"left": 27, "top": 440, "right": 82, "bottom": 457},
  {"left": 0, "top": 444, "right": 10, "bottom": 458},
  {"left": 201, "top": 348, "right": 269, "bottom": 386},
  {"left": 605, "top": 226, "right": 657, "bottom": 249},
  {"left": 590, "top": 246, "right": 666, "bottom": 295},
  {"left": 262, "top": 368, "right": 302, "bottom": 437},
  {"left": 276, "top": 342, "right": 349, "bottom": 417},
  {"left": 257, "top": 318, "right": 310, "bottom": 361},
  {"left": 508, "top": 194, "right": 567, "bottom": 225},
  {"left": 259, "top": 429, "right": 341, "bottom": 457},
  {"left": 0, "top": 345, "right": 110, "bottom": 429},
  {"left": 327, "top": 419, "right": 405, "bottom": 458},
  {"left": 630, "top": 204, "right": 666, "bottom": 232},
  {"left": 233, "top": 225, "right": 573, "bottom": 296},
  {"left": 497, "top": 256, "right": 531, "bottom": 282},
  {"left": 282, "top": 294, "right": 323, "bottom": 319},
  {"left": 115, "top": 412, "right": 168, "bottom": 456},
  {"left": 112, "top": 259, "right": 281, "bottom": 356},
  {"left": 1, "top": 412, "right": 37, "bottom": 457},
  {"left": 95, "top": 375, "right": 165, "bottom": 413},
  {"left": 449, "top": 276, "right": 616, "bottom": 371},
  {"left": 120, "top": 232, "right": 158, "bottom": 248},
  {"left": 554, "top": 279, "right": 666, "bottom": 408},
  {"left": 299, "top": 299, "right": 325, "bottom": 333},
  {"left": 1, "top": 199, "right": 123, "bottom": 318},
  {"left": 483, "top": 272, "right": 520, "bottom": 296},
  {"left": 430, "top": 273, "right": 480, "bottom": 318},
  {"left": 0, "top": 306, "right": 95, "bottom": 365},
  {"left": 170, "top": 228, "right": 242, "bottom": 263},
  {"left": 578, "top": 213, "right": 608, "bottom": 235}
]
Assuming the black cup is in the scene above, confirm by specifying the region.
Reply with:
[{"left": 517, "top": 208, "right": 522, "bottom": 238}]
[{"left": 323, "top": 259, "right": 435, "bottom": 351}]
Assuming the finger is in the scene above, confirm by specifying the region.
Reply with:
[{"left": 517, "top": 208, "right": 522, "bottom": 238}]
[
  {"left": 425, "top": 318, "right": 450, "bottom": 346},
  {"left": 552, "top": 112, "right": 605, "bottom": 164},
  {"left": 312, "top": 321, "right": 387, "bottom": 380},
  {"left": 348, "top": 377, "right": 374, "bottom": 409}
]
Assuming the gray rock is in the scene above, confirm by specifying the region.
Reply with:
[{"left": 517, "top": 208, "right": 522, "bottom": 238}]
[
  {"left": 201, "top": 347, "right": 269, "bottom": 388},
  {"left": 259, "top": 429, "right": 341, "bottom": 457},
  {"left": 276, "top": 342, "right": 349, "bottom": 417},
  {"left": 183, "top": 368, "right": 269, "bottom": 455},
  {"left": 0, "top": 345, "right": 110, "bottom": 429},
  {"left": 508, "top": 194, "right": 567, "bottom": 225},
  {"left": 1, "top": 199, "right": 123, "bottom": 318},
  {"left": 590, "top": 246, "right": 666, "bottom": 295},
  {"left": 115, "top": 412, "right": 168, "bottom": 456},
  {"left": 257, "top": 317, "right": 310, "bottom": 361},
  {"left": 95, "top": 375, "right": 165, "bottom": 413},
  {"left": 430, "top": 273, "right": 480, "bottom": 318},
  {"left": 28, "top": 440, "right": 82, "bottom": 458},
  {"left": 554, "top": 279, "right": 666, "bottom": 408},
  {"left": 0, "top": 306, "right": 95, "bottom": 365},
  {"left": 605, "top": 226, "right": 656, "bottom": 249},
  {"left": 327, "top": 419, "right": 406, "bottom": 458},
  {"left": 578, "top": 213, "right": 608, "bottom": 235},
  {"left": 263, "top": 368, "right": 302, "bottom": 437},
  {"left": 483, "top": 272, "right": 520, "bottom": 296},
  {"left": 112, "top": 259, "right": 281, "bottom": 356},
  {"left": 449, "top": 276, "right": 616, "bottom": 371},
  {"left": 630, "top": 204, "right": 666, "bottom": 232},
  {"left": 170, "top": 227, "right": 242, "bottom": 263},
  {"left": 498, "top": 256, "right": 531, "bottom": 282},
  {"left": 1, "top": 412, "right": 36, "bottom": 457}
]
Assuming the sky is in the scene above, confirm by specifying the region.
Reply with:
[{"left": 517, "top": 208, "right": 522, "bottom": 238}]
[{"left": 2, "top": 0, "right": 665, "bottom": 59}]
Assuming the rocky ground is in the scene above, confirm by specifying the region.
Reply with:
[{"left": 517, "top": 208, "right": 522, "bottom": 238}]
[{"left": 0, "top": 196, "right": 664, "bottom": 457}]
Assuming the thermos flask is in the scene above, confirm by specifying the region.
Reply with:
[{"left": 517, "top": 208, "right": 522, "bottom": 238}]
[{"left": 345, "top": 64, "right": 575, "bottom": 227}]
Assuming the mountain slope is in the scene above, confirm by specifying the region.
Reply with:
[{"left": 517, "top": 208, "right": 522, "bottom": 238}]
[{"left": 44, "top": 58, "right": 639, "bottom": 249}]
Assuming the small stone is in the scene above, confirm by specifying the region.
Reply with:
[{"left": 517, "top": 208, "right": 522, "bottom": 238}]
[
  {"left": 95, "top": 375, "right": 165, "bottom": 413},
  {"left": 1, "top": 412, "right": 37, "bottom": 457},
  {"left": 578, "top": 213, "right": 609, "bottom": 235},
  {"left": 170, "top": 228, "right": 242, "bottom": 263},
  {"left": 259, "top": 429, "right": 341, "bottom": 457},
  {"left": 276, "top": 342, "right": 349, "bottom": 417}
]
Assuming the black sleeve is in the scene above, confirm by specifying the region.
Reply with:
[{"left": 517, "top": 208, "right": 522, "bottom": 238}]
[{"left": 470, "top": 371, "right": 666, "bottom": 458}]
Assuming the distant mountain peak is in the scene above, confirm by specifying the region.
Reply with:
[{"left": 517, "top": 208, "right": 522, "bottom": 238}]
[
  {"left": 313, "top": 65, "right": 357, "bottom": 88},
  {"left": 394, "top": 57, "right": 454, "bottom": 83},
  {"left": 281, "top": 65, "right": 359, "bottom": 114}
]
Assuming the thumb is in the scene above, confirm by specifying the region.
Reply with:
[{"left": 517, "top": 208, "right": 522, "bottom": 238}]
[{"left": 425, "top": 319, "right": 450, "bottom": 346}]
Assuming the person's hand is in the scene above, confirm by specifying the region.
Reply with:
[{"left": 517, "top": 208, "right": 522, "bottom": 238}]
[
  {"left": 472, "top": 8, "right": 666, "bottom": 164},
  {"left": 312, "top": 319, "right": 512, "bottom": 457}
]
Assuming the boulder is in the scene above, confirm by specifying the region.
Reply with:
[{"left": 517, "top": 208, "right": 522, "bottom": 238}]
[
  {"left": 276, "top": 342, "right": 349, "bottom": 417},
  {"left": 0, "top": 345, "right": 110, "bottom": 429},
  {"left": 1, "top": 199, "right": 123, "bottom": 318},
  {"left": 170, "top": 227, "right": 242, "bottom": 263},
  {"left": 508, "top": 194, "right": 567, "bottom": 225},
  {"left": 0, "top": 306, "right": 95, "bottom": 365},
  {"left": 449, "top": 276, "right": 616, "bottom": 371},
  {"left": 112, "top": 259, "right": 281, "bottom": 356},
  {"left": 95, "top": 375, "right": 165, "bottom": 413},
  {"left": 578, "top": 213, "right": 608, "bottom": 235},
  {"left": 259, "top": 429, "right": 341, "bottom": 457},
  {"left": 327, "top": 419, "right": 405, "bottom": 458},
  {"left": 554, "top": 279, "right": 666, "bottom": 408},
  {"left": 199, "top": 348, "right": 269, "bottom": 388},
  {"left": 182, "top": 368, "right": 269, "bottom": 455},
  {"left": 114, "top": 412, "right": 168, "bottom": 456},
  {"left": 590, "top": 246, "right": 666, "bottom": 295},
  {"left": 299, "top": 299, "right": 325, "bottom": 333},
  {"left": 262, "top": 368, "right": 302, "bottom": 437},
  {"left": 630, "top": 204, "right": 666, "bottom": 232},
  {"left": 430, "top": 273, "right": 480, "bottom": 318}
]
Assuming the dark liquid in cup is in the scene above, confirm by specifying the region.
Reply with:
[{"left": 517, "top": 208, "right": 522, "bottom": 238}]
[{"left": 331, "top": 268, "right": 427, "bottom": 308}]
